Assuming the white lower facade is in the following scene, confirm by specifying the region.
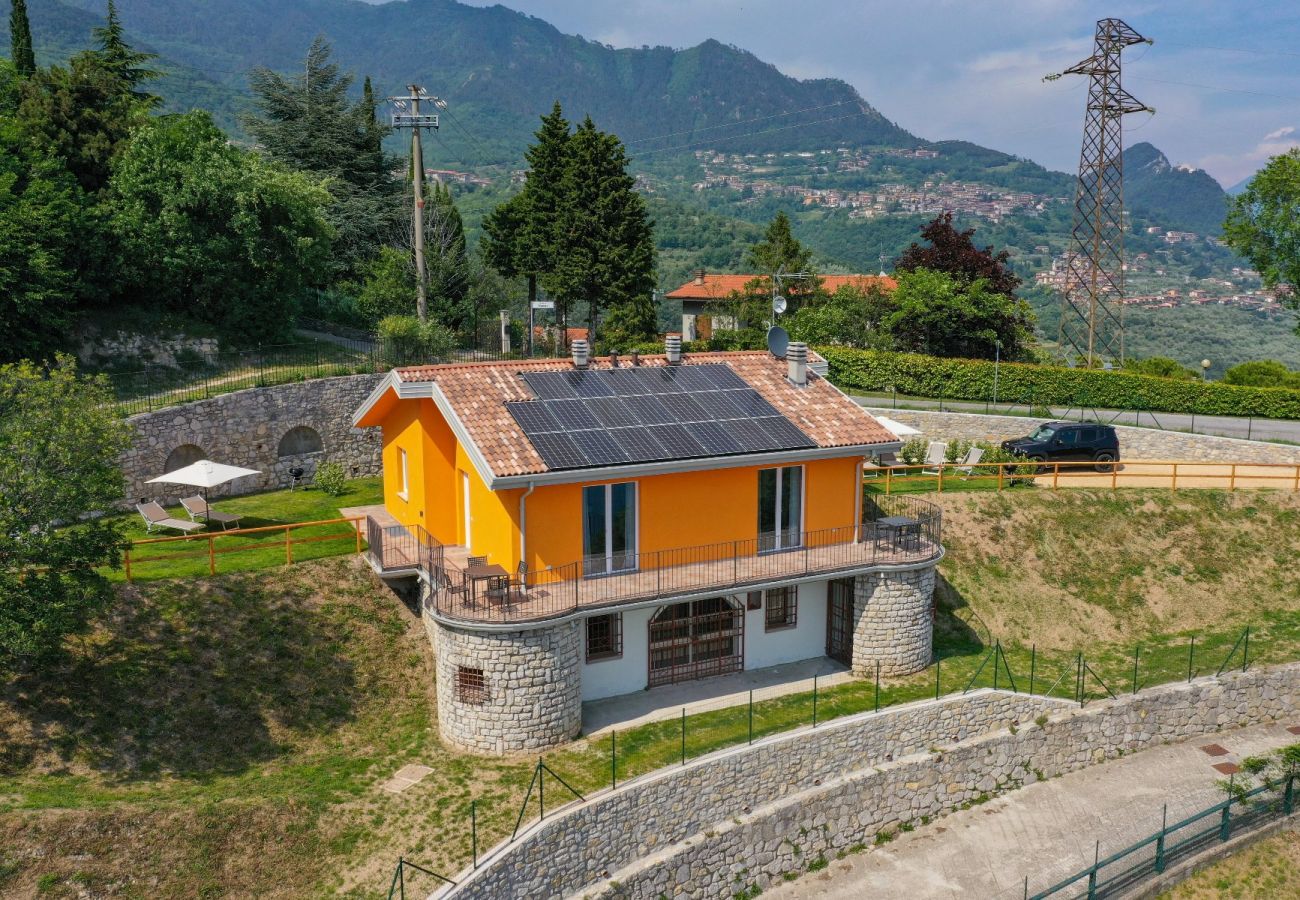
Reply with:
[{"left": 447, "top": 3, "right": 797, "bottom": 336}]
[{"left": 579, "top": 578, "right": 834, "bottom": 702}]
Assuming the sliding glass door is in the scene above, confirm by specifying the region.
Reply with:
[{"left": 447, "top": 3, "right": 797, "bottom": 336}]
[
  {"left": 758, "top": 465, "right": 803, "bottom": 552},
  {"left": 583, "top": 482, "right": 637, "bottom": 576}
]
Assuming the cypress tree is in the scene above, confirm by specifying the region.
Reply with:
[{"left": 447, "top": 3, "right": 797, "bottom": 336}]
[
  {"left": 426, "top": 180, "right": 471, "bottom": 330},
  {"left": 9, "top": 0, "right": 36, "bottom": 78},
  {"left": 551, "top": 117, "right": 656, "bottom": 347}
]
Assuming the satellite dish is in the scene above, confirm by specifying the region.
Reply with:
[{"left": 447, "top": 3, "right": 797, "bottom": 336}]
[
  {"left": 772, "top": 295, "right": 788, "bottom": 315},
  {"left": 767, "top": 326, "right": 790, "bottom": 359}
]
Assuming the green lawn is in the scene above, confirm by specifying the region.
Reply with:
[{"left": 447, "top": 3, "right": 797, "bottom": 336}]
[{"left": 113, "top": 478, "right": 383, "bottom": 581}]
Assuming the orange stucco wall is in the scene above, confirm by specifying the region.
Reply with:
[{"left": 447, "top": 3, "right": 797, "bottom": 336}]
[{"left": 380, "top": 397, "right": 861, "bottom": 573}]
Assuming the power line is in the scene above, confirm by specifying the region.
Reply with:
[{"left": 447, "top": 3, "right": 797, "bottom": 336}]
[
  {"left": 1155, "top": 39, "right": 1300, "bottom": 61},
  {"left": 1131, "top": 75, "right": 1300, "bottom": 105},
  {"left": 439, "top": 104, "right": 493, "bottom": 165}
]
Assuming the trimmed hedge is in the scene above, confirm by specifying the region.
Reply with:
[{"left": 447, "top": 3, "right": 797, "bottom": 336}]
[{"left": 819, "top": 346, "right": 1300, "bottom": 421}]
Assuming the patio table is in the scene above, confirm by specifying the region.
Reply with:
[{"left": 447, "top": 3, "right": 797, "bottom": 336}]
[
  {"left": 875, "top": 515, "right": 921, "bottom": 553},
  {"left": 464, "top": 563, "right": 509, "bottom": 605}
]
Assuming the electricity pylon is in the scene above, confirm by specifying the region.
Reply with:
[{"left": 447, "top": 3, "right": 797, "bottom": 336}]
[
  {"left": 1050, "top": 19, "right": 1153, "bottom": 367},
  {"left": 389, "top": 85, "right": 445, "bottom": 323}
]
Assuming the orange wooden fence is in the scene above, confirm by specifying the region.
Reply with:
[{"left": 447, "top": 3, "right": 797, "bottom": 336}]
[
  {"left": 868, "top": 459, "right": 1300, "bottom": 494},
  {"left": 124, "top": 516, "right": 366, "bottom": 581}
]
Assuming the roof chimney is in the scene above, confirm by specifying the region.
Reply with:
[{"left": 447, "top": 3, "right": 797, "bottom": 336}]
[
  {"left": 787, "top": 341, "right": 809, "bottom": 387},
  {"left": 608, "top": 350, "right": 620, "bottom": 368},
  {"left": 629, "top": 349, "right": 640, "bottom": 366},
  {"left": 694, "top": 268, "right": 706, "bottom": 286},
  {"left": 665, "top": 335, "right": 682, "bottom": 365},
  {"left": 571, "top": 339, "right": 590, "bottom": 370}
]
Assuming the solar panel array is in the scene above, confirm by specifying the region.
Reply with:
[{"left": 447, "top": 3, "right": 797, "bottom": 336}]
[{"left": 506, "top": 364, "right": 816, "bottom": 471}]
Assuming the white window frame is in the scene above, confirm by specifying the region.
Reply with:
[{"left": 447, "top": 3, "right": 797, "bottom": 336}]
[
  {"left": 758, "top": 465, "right": 805, "bottom": 552},
  {"left": 397, "top": 447, "right": 409, "bottom": 501},
  {"left": 582, "top": 481, "right": 639, "bottom": 577}
]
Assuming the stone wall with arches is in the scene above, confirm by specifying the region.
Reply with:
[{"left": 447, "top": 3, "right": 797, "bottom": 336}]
[{"left": 121, "top": 374, "right": 385, "bottom": 505}]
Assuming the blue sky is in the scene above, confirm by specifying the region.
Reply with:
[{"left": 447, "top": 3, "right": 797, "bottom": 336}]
[{"left": 448, "top": 0, "right": 1300, "bottom": 187}]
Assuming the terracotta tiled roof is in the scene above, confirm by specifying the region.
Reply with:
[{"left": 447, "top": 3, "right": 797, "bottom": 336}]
[
  {"left": 666, "top": 273, "right": 897, "bottom": 301},
  {"left": 395, "top": 351, "right": 896, "bottom": 479}
]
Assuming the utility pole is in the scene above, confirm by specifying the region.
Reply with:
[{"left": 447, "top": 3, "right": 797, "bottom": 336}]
[
  {"left": 1048, "top": 19, "right": 1152, "bottom": 368},
  {"left": 389, "top": 85, "right": 444, "bottom": 323}
]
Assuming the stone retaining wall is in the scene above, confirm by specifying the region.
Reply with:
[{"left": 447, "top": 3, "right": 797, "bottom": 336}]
[
  {"left": 441, "top": 690, "right": 1064, "bottom": 898},
  {"left": 122, "top": 374, "right": 384, "bottom": 504},
  {"left": 440, "top": 664, "right": 1300, "bottom": 899},
  {"left": 863, "top": 407, "right": 1300, "bottom": 465},
  {"left": 432, "top": 616, "right": 583, "bottom": 755}
]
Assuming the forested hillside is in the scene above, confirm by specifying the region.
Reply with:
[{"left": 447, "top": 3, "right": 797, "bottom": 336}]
[{"left": 1123, "top": 142, "right": 1229, "bottom": 235}]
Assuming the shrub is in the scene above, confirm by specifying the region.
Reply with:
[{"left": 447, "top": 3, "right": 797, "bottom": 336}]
[
  {"left": 819, "top": 346, "right": 1300, "bottom": 420},
  {"left": 314, "top": 461, "right": 347, "bottom": 496},
  {"left": 899, "top": 437, "right": 928, "bottom": 465},
  {"left": 377, "top": 315, "right": 456, "bottom": 367}
]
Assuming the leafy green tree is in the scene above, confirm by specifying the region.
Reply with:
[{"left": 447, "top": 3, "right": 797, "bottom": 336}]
[
  {"left": 785, "top": 283, "right": 893, "bottom": 349},
  {"left": 1125, "top": 356, "right": 1199, "bottom": 381},
  {"left": 355, "top": 246, "right": 415, "bottom": 324},
  {"left": 91, "top": 0, "right": 159, "bottom": 106},
  {"left": 551, "top": 117, "right": 656, "bottom": 346},
  {"left": 0, "top": 356, "right": 131, "bottom": 664},
  {"left": 1224, "top": 149, "right": 1300, "bottom": 329},
  {"left": 482, "top": 103, "right": 572, "bottom": 319},
  {"left": 9, "top": 0, "right": 35, "bottom": 78},
  {"left": 746, "top": 211, "right": 815, "bottom": 277},
  {"left": 1222, "top": 359, "right": 1300, "bottom": 389},
  {"left": 0, "top": 64, "right": 87, "bottom": 361},
  {"left": 245, "top": 37, "right": 398, "bottom": 278},
  {"left": 881, "top": 268, "right": 1034, "bottom": 361},
  {"left": 109, "top": 112, "right": 333, "bottom": 342}
]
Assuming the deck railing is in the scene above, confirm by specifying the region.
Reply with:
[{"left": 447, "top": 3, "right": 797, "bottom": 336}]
[{"left": 416, "top": 495, "right": 941, "bottom": 624}]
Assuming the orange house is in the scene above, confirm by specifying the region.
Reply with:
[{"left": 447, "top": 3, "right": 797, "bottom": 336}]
[{"left": 352, "top": 340, "right": 941, "bottom": 756}]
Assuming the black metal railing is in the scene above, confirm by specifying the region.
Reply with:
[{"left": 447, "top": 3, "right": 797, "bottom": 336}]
[
  {"left": 366, "top": 518, "right": 444, "bottom": 575},
  {"left": 430, "top": 495, "right": 941, "bottom": 624}
]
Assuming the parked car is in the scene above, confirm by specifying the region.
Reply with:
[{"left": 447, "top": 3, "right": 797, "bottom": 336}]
[{"left": 1001, "top": 422, "right": 1120, "bottom": 472}]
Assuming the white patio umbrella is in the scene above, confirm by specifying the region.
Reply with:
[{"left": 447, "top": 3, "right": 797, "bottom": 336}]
[
  {"left": 874, "top": 414, "right": 923, "bottom": 438},
  {"left": 147, "top": 460, "right": 262, "bottom": 517}
]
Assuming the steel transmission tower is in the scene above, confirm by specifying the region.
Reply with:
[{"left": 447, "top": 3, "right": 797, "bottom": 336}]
[{"left": 1052, "top": 19, "right": 1152, "bottom": 367}]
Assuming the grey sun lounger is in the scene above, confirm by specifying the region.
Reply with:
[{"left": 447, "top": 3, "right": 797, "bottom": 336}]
[{"left": 137, "top": 501, "right": 204, "bottom": 534}]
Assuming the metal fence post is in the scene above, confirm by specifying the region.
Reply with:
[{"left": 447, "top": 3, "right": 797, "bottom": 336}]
[
  {"left": 471, "top": 801, "right": 478, "bottom": 868},
  {"left": 1154, "top": 803, "right": 1167, "bottom": 873},
  {"left": 1132, "top": 645, "right": 1140, "bottom": 695},
  {"left": 993, "top": 641, "right": 1000, "bottom": 691},
  {"left": 812, "top": 674, "right": 818, "bottom": 727},
  {"left": 875, "top": 660, "right": 881, "bottom": 712},
  {"left": 611, "top": 730, "right": 617, "bottom": 790},
  {"left": 538, "top": 757, "right": 545, "bottom": 822},
  {"left": 1243, "top": 626, "right": 1250, "bottom": 672},
  {"left": 1029, "top": 645, "right": 1036, "bottom": 696},
  {"left": 1285, "top": 775, "right": 1295, "bottom": 816},
  {"left": 681, "top": 707, "right": 686, "bottom": 766},
  {"left": 935, "top": 656, "right": 941, "bottom": 700},
  {"left": 398, "top": 856, "right": 405, "bottom": 900},
  {"left": 1087, "top": 841, "right": 1099, "bottom": 899},
  {"left": 1219, "top": 797, "right": 1232, "bottom": 842},
  {"left": 1188, "top": 635, "right": 1196, "bottom": 682},
  {"left": 748, "top": 690, "right": 753, "bottom": 745}
]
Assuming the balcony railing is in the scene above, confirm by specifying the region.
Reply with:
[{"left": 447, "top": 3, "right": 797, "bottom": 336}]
[{"left": 383, "top": 494, "right": 941, "bottom": 625}]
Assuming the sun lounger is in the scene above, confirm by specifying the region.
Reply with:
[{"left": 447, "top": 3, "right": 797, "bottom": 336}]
[
  {"left": 137, "top": 501, "right": 204, "bottom": 534},
  {"left": 180, "top": 496, "right": 242, "bottom": 530},
  {"left": 956, "top": 446, "right": 986, "bottom": 478},
  {"left": 921, "top": 441, "right": 948, "bottom": 475}
]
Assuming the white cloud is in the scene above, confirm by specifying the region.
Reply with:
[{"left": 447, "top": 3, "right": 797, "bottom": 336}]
[{"left": 1198, "top": 125, "right": 1300, "bottom": 186}]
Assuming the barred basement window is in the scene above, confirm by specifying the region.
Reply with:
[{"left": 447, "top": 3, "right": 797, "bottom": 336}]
[
  {"left": 746, "top": 591, "right": 763, "bottom": 611},
  {"left": 586, "top": 613, "right": 623, "bottom": 662},
  {"left": 764, "top": 586, "right": 798, "bottom": 631},
  {"left": 455, "top": 666, "right": 487, "bottom": 705}
]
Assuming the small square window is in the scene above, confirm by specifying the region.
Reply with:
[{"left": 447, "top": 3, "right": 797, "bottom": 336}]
[
  {"left": 586, "top": 613, "right": 623, "bottom": 662},
  {"left": 764, "top": 586, "right": 798, "bottom": 631},
  {"left": 746, "top": 591, "right": 763, "bottom": 611},
  {"left": 456, "top": 665, "right": 487, "bottom": 705}
]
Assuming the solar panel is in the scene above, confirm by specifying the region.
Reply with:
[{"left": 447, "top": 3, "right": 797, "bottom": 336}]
[{"left": 506, "top": 363, "right": 816, "bottom": 470}]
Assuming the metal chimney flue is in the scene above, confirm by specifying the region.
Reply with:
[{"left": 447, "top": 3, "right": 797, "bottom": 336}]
[
  {"left": 571, "top": 339, "right": 590, "bottom": 370},
  {"left": 665, "top": 335, "right": 682, "bottom": 365},
  {"left": 609, "top": 350, "right": 620, "bottom": 368},
  {"left": 787, "top": 342, "right": 809, "bottom": 387}
]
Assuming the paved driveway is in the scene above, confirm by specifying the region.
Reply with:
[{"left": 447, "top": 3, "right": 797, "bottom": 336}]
[{"left": 766, "top": 720, "right": 1299, "bottom": 899}]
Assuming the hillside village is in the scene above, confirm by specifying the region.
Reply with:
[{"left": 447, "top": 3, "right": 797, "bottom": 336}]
[{"left": 4, "top": 2, "right": 1300, "bottom": 899}]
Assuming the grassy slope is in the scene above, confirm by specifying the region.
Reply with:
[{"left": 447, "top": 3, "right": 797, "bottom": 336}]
[
  {"left": 3, "top": 490, "right": 1300, "bottom": 896},
  {"left": 1160, "top": 830, "right": 1300, "bottom": 899}
]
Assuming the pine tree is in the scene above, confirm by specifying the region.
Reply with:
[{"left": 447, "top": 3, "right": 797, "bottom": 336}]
[
  {"left": 245, "top": 37, "right": 398, "bottom": 278},
  {"left": 551, "top": 117, "right": 656, "bottom": 347},
  {"left": 746, "top": 211, "right": 814, "bottom": 276},
  {"left": 361, "top": 75, "right": 385, "bottom": 163},
  {"left": 91, "top": 0, "right": 158, "bottom": 105},
  {"left": 9, "top": 0, "right": 36, "bottom": 78},
  {"left": 425, "top": 181, "right": 471, "bottom": 331}
]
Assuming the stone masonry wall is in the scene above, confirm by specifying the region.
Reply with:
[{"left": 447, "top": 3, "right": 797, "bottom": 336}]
[
  {"left": 433, "top": 616, "right": 583, "bottom": 755},
  {"left": 589, "top": 665, "right": 1300, "bottom": 899},
  {"left": 864, "top": 407, "right": 1300, "bottom": 464},
  {"left": 441, "top": 690, "right": 1063, "bottom": 898},
  {"left": 851, "top": 565, "right": 935, "bottom": 677},
  {"left": 122, "top": 374, "right": 384, "bottom": 504},
  {"left": 440, "top": 664, "right": 1300, "bottom": 899}
]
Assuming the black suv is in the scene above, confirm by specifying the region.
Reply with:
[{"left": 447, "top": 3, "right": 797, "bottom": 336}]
[{"left": 1001, "top": 422, "right": 1120, "bottom": 471}]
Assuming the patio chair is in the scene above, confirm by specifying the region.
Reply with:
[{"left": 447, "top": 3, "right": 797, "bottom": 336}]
[
  {"left": 441, "top": 570, "right": 470, "bottom": 608},
  {"left": 511, "top": 560, "right": 530, "bottom": 601},
  {"left": 955, "top": 446, "right": 986, "bottom": 479},
  {"left": 180, "top": 496, "right": 243, "bottom": 530},
  {"left": 137, "top": 501, "right": 204, "bottom": 535},
  {"left": 921, "top": 441, "right": 949, "bottom": 475},
  {"left": 467, "top": 555, "right": 487, "bottom": 568}
]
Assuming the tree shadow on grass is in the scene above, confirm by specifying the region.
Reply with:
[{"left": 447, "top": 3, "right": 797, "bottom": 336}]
[
  {"left": 0, "top": 566, "right": 360, "bottom": 781},
  {"left": 933, "top": 572, "right": 989, "bottom": 662}
]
